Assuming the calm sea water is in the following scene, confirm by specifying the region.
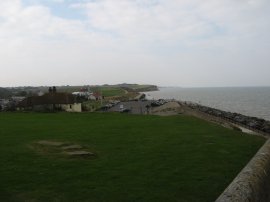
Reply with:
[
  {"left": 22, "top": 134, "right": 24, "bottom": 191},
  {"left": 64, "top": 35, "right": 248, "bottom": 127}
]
[{"left": 145, "top": 87, "right": 270, "bottom": 121}]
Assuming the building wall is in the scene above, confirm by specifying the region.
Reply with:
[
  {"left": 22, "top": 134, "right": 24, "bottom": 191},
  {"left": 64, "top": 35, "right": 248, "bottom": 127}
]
[
  {"left": 61, "top": 103, "right": 82, "bottom": 112},
  {"left": 18, "top": 103, "right": 82, "bottom": 112}
]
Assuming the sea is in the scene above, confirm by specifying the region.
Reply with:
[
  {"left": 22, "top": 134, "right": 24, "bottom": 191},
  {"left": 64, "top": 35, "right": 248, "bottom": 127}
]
[{"left": 144, "top": 87, "right": 270, "bottom": 121}]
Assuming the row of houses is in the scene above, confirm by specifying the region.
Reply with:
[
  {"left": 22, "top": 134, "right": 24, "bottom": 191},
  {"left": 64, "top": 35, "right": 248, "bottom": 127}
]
[
  {"left": 17, "top": 92, "right": 82, "bottom": 112},
  {"left": 0, "top": 96, "right": 26, "bottom": 111},
  {"left": 0, "top": 99, "right": 9, "bottom": 110},
  {"left": 72, "top": 91, "right": 103, "bottom": 100},
  {"left": 1, "top": 87, "right": 104, "bottom": 112}
]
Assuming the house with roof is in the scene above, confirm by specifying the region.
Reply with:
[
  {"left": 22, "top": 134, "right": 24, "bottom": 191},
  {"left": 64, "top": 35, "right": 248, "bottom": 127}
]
[
  {"left": 72, "top": 91, "right": 93, "bottom": 100},
  {"left": 94, "top": 92, "right": 102, "bottom": 99},
  {"left": 18, "top": 92, "right": 82, "bottom": 112}
]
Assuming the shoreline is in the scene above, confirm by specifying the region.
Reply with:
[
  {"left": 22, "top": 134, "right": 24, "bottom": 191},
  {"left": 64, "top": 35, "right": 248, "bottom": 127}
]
[
  {"left": 149, "top": 99, "right": 270, "bottom": 138},
  {"left": 144, "top": 87, "right": 270, "bottom": 121}
]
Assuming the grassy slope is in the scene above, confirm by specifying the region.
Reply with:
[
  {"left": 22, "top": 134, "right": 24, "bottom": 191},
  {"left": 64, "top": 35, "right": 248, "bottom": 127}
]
[
  {"left": 90, "top": 87, "right": 126, "bottom": 97},
  {"left": 0, "top": 113, "right": 265, "bottom": 202}
]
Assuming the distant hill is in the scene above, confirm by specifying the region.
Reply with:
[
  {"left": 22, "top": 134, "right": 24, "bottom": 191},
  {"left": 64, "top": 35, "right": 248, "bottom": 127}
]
[{"left": 113, "top": 84, "right": 158, "bottom": 92}]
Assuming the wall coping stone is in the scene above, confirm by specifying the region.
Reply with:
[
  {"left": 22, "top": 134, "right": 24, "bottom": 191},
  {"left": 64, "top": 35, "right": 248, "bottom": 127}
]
[{"left": 216, "top": 138, "right": 270, "bottom": 202}]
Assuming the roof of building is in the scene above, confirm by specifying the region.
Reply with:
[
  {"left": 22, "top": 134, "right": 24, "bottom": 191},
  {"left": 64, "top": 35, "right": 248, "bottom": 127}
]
[
  {"left": 93, "top": 92, "right": 102, "bottom": 97},
  {"left": 18, "top": 93, "right": 77, "bottom": 107}
]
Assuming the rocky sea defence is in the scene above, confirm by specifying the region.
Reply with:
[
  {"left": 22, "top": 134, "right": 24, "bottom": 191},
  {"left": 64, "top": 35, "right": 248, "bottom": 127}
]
[{"left": 184, "top": 102, "right": 270, "bottom": 136}]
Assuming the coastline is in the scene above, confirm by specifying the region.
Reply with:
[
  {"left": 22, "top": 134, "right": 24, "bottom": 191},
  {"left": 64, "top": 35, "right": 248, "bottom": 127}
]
[
  {"left": 144, "top": 87, "right": 270, "bottom": 121},
  {"left": 149, "top": 100, "right": 270, "bottom": 138}
]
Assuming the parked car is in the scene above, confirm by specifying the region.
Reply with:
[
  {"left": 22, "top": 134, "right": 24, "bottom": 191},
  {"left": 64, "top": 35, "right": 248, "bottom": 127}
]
[{"left": 120, "top": 108, "right": 131, "bottom": 113}]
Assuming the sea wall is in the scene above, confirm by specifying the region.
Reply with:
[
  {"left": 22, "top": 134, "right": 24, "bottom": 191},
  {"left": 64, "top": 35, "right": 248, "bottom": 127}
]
[
  {"left": 179, "top": 102, "right": 270, "bottom": 201},
  {"left": 215, "top": 138, "right": 270, "bottom": 202},
  {"left": 185, "top": 102, "right": 270, "bottom": 136}
]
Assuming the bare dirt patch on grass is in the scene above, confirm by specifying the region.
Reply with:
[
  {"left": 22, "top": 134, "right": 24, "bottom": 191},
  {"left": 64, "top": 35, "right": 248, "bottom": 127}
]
[
  {"left": 37, "top": 140, "right": 66, "bottom": 147},
  {"left": 30, "top": 140, "right": 96, "bottom": 159}
]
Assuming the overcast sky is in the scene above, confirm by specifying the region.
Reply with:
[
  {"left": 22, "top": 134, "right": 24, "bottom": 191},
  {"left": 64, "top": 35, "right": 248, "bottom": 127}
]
[{"left": 0, "top": 0, "right": 269, "bottom": 87}]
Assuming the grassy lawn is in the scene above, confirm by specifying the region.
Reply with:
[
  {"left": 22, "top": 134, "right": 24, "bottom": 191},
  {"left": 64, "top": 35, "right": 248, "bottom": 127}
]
[
  {"left": 0, "top": 112, "right": 265, "bottom": 202},
  {"left": 82, "top": 100, "right": 104, "bottom": 112}
]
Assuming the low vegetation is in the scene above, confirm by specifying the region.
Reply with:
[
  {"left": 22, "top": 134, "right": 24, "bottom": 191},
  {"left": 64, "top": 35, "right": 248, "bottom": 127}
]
[
  {"left": 0, "top": 87, "right": 12, "bottom": 98},
  {"left": 0, "top": 112, "right": 265, "bottom": 202},
  {"left": 82, "top": 100, "right": 105, "bottom": 112},
  {"left": 90, "top": 86, "right": 127, "bottom": 97}
]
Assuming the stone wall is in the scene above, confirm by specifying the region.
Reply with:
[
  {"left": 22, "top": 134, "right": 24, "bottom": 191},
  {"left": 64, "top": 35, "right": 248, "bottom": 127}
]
[{"left": 216, "top": 138, "right": 270, "bottom": 202}]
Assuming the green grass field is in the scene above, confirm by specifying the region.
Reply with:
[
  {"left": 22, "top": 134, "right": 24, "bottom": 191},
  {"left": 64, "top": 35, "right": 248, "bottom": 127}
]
[
  {"left": 0, "top": 112, "right": 265, "bottom": 202},
  {"left": 90, "top": 87, "right": 126, "bottom": 97}
]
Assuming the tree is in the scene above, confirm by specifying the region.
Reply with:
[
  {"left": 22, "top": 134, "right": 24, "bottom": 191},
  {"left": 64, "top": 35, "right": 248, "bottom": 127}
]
[
  {"left": 17, "top": 91, "right": 27, "bottom": 96},
  {"left": 6, "top": 101, "right": 16, "bottom": 111}
]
